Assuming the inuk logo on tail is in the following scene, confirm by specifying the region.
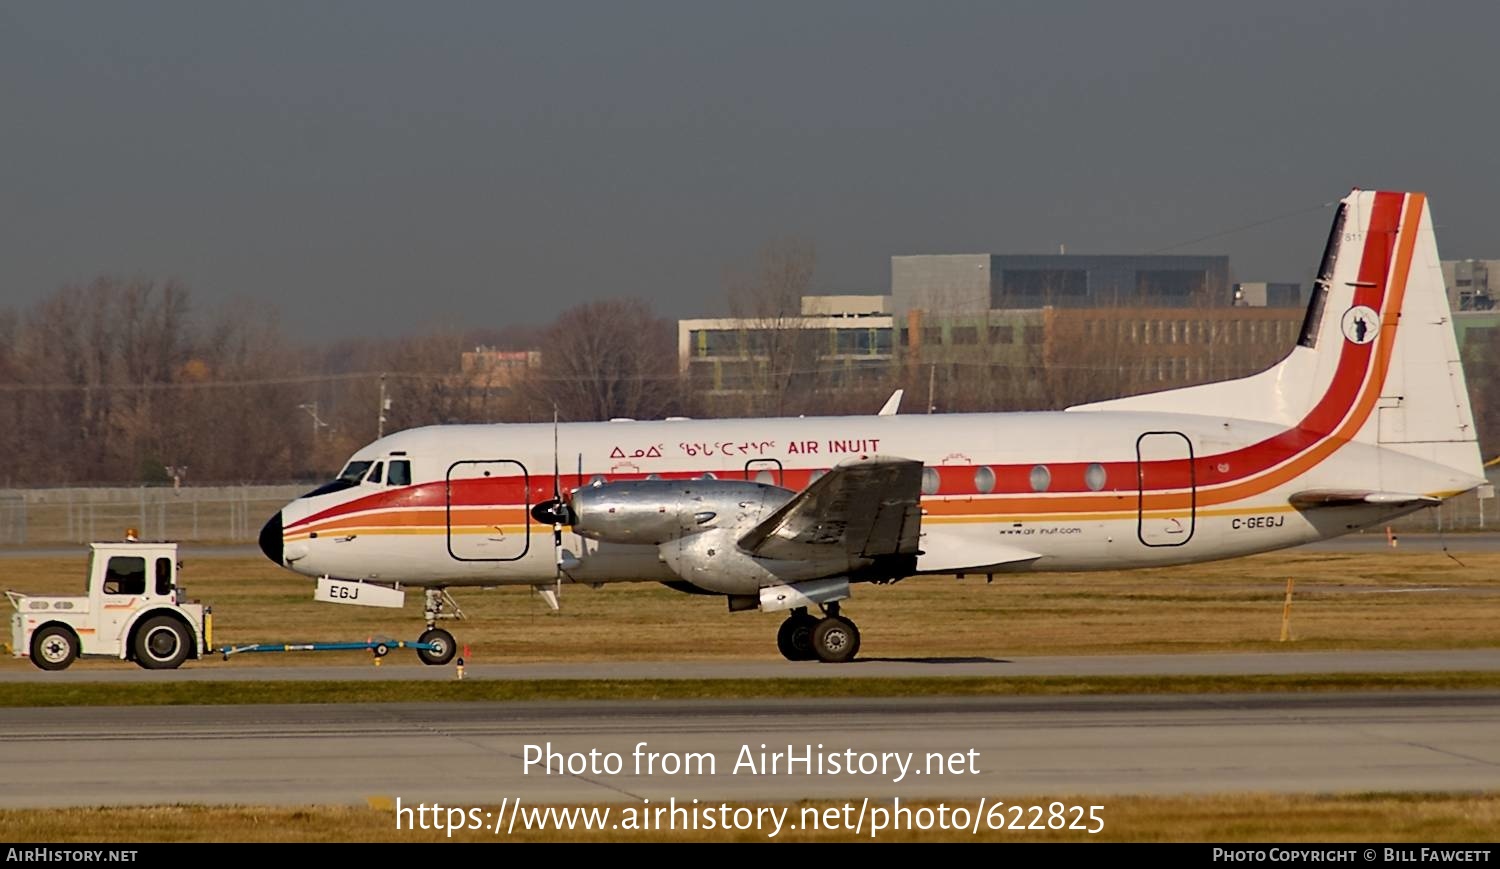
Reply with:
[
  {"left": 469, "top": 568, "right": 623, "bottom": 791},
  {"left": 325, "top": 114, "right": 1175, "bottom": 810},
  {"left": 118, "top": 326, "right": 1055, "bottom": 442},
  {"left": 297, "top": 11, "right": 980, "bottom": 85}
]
[{"left": 1341, "top": 305, "right": 1379, "bottom": 345}]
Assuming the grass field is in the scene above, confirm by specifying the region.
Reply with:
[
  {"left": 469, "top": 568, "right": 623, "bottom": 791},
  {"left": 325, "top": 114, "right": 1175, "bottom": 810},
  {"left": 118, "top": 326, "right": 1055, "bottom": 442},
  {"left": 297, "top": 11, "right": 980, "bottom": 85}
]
[
  {"left": 6, "top": 672, "right": 1500, "bottom": 707},
  {"left": 4, "top": 548, "right": 1499, "bottom": 669},
  {"left": 3, "top": 793, "right": 1498, "bottom": 842},
  {"left": 4, "top": 549, "right": 1498, "bottom": 843}
]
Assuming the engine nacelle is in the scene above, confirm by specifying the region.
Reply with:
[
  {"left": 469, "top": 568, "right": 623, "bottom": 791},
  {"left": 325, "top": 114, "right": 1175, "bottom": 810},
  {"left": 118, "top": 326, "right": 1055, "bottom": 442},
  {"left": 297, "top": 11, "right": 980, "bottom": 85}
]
[{"left": 568, "top": 479, "right": 792, "bottom": 546}]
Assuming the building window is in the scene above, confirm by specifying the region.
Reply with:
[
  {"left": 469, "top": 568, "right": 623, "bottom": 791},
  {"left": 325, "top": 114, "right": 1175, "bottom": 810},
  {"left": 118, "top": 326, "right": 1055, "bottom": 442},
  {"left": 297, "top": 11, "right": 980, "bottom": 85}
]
[
  {"left": 835, "top": 329, "right": 871, "bottom": 355},
  {"left": 698, "top": 330, "right": 741, "bottom": 356},
  {"left": 923, "top": 327, "right": 943, "bottom": 345},
  {"left": 1000, "top": 269, "right": 1088, "bottom": 303},
  {"left": 1137, "top": 270, "right": 1205, "bottom": 300},
  {"left": 1022, "top": 326, "right": 1044, "bottom": 345},
  {"left": 952, "top": 326, "right": 978, "bottom": 345},
  {"left": 989, "top": 325, "right": 1014, "bottom": 344}
]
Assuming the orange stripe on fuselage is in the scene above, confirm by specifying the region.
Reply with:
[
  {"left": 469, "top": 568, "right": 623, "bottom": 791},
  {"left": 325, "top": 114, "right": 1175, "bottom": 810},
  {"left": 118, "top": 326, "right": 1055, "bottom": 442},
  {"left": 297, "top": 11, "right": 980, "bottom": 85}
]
[{"left": 286, "top": 507, "right": 529, "bottom": 540}]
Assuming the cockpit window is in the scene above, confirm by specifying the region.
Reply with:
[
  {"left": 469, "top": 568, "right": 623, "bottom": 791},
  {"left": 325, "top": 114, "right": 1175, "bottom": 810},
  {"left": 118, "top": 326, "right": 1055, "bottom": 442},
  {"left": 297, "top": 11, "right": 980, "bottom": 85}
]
[
  {"left": 388, "top": 460, "right": 411, "bottom": 486},
  {"left": 367, "top": 462, "right": 384, "bottom": 484},
  {"left": 339, "top": 461, "right": 373, "bottom": 484},
  {"left": 299, "top": 460, "right": 375, "bottom": 499}
]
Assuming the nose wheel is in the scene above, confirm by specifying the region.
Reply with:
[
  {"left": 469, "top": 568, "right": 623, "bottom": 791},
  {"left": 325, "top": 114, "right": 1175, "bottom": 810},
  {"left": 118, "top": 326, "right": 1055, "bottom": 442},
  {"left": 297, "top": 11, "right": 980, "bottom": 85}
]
[
  {"left": 417, "top": 587, "right": 462, "bottom": 666},
  {"left": 777, "top": 605, "right": 860, "bottom": 663},
  {"left": 417, "top": 627, "right": 457, "bottom": 666}
]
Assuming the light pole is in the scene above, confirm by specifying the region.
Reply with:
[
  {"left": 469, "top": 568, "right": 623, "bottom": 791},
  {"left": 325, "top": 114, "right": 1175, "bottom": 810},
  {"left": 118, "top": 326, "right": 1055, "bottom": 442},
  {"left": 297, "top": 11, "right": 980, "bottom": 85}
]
[
  {"left": 298, "top": 402, "right": 328, "bottom": 439},
  {"left": 377, "top": 373, "right": 390, "bottom": 439}
]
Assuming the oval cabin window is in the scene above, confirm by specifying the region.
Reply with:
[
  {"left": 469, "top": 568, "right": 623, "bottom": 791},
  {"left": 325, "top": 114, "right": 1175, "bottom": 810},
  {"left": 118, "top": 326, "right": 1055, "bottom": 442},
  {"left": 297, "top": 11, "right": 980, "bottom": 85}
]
[
  {"left": 974, "top": 466, "right": 996, "bottom": 494},
  {"left": 1029, "top": 464, "right": 1051, "bottom": 492},
  {"left": 921, "top": 467, "right": 941, "bottom": 495},
  {"left": 1085, "top": 462, "right": 1107, "bottom": 491}
]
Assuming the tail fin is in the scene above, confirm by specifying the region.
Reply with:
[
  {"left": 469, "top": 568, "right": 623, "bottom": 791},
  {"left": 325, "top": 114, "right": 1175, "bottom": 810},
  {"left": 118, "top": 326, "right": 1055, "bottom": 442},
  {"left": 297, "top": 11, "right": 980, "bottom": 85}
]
[{"left": 1070, "top": 189, "right": 1483, "bottom": 482}]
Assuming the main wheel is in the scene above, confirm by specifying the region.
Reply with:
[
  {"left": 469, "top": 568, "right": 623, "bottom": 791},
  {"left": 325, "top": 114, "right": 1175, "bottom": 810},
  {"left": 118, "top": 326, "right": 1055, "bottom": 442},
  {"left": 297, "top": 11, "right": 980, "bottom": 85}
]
[
  {"left": 133, "top": 615, "right": 191, "bottom": 670},
  {"left": 776, "top": 612, "right": 818, "bottom": 661},
  {"left": 30, "top": 624, "right": 79, "bottom": 671},
  {"left": 417, "top": 628, "right": 457, "bottom": 666},
  {"left": 811, "top": 616, "right": 861, "bottom": 664}
]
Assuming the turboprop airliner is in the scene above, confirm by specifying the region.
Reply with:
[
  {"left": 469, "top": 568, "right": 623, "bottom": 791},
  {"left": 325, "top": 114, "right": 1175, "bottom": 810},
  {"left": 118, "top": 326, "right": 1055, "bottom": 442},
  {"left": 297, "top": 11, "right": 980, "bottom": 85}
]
[{"left": 258, "top": 189, "right": 1485, "bottom": 663}]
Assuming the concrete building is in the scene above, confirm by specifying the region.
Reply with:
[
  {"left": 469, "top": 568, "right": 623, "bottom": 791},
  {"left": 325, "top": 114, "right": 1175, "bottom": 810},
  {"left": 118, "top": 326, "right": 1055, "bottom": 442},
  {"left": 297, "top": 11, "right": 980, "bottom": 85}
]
[
  {"left": 891, "top": 253, "right": 1232, "bottom": 315},
  {"left": 678, "top": 295, "right": 893, "bottom": 392},
  {"left": 1443, "top": 259, "right": 1500, "bottom": 311},
  {"left": 1233, "top": 282, "right": 1306, "bottom": 308},
  {"left": 460, "top": 348, "right": 541, "bottom": 388},
  {"left": 1455, "top": 310, "right": 1500, "bottom": 364}
]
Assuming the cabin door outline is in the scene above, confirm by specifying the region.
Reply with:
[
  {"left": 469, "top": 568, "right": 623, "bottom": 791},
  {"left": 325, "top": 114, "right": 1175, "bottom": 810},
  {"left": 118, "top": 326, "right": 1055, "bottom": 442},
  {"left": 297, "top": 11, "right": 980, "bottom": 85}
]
[
  {"left": 1136, "top": 432, "right": 1196, "bottom": 547},
  {"left": 445, "top": 459, "right": 530, "bottom": 561},
  {"left": 744, "top": 458, "right": 785, "bottom": 486}
]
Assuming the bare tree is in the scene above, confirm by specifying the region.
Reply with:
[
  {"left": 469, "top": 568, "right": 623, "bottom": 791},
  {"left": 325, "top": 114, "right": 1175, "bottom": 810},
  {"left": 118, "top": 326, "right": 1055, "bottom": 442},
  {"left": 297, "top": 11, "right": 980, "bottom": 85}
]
[
  {"left": 530, "top": 298, "right": 682, "bottom": 421},
  {"left": 721, "top": 237, "right": 825, "bottom": 415}
]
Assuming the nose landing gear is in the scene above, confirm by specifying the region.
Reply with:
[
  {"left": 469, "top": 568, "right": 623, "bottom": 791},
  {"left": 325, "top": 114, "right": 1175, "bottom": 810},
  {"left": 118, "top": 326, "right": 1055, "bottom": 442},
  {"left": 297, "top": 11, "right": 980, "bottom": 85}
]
[{"left": 418, "top": 587, "right": 460, "bottom": 666}]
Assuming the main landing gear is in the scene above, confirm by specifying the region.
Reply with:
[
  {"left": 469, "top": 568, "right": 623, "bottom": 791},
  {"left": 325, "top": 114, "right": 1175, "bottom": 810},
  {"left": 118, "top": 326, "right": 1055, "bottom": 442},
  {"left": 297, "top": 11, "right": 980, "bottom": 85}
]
[
  {"left": 418, "top": 587, "right": 459, "bottom": 666},
  {"left": 776, "top": 603, "right": 860, "bottom": 664}
]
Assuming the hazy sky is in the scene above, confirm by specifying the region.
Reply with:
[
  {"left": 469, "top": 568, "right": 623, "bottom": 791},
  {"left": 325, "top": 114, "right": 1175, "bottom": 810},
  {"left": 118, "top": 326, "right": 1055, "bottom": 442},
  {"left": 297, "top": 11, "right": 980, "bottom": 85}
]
[{"left": 4, "top": 2, "right": 1498, "bottom": 338}]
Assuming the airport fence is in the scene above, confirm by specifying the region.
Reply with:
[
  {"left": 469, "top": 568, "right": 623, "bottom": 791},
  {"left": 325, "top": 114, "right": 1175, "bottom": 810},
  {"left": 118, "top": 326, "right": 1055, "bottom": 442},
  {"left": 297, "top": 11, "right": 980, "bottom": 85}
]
[{"left": 0, "top": 485, "right": 309, "bottom": 546}]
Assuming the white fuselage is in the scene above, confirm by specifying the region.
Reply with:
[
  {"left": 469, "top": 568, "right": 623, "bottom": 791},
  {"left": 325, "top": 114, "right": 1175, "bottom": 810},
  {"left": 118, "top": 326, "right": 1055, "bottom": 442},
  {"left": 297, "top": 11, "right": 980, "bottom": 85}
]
[{"left": 265, "top": 409, "right": 1474, "bottom": 589}]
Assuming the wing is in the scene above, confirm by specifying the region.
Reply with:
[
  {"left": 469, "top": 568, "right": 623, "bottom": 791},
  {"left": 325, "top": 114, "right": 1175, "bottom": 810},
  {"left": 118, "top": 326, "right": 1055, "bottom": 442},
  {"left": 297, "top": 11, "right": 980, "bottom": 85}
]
[
  {"left": 737, "top": 456, "right": 923, "bottom": 562},
  {"left": 1289, "top": 490, "right": 1441, "bottom": 509}
]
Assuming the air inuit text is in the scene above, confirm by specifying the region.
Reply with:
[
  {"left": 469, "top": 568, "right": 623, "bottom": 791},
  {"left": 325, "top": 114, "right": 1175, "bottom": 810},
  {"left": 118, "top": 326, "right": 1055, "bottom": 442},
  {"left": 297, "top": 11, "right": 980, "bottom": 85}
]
[{"left": 522, "top": 741, "right": 979, "bottom": 784}]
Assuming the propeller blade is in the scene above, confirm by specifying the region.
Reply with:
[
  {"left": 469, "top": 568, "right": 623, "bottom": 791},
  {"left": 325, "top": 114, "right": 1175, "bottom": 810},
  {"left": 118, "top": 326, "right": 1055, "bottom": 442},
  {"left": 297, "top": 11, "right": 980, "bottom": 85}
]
[
  {"left": 552, "top": 406, "right": 562, "bottom": 503},
  {"left": 551, "top": 406, "right": 564, "bottom": 581}
]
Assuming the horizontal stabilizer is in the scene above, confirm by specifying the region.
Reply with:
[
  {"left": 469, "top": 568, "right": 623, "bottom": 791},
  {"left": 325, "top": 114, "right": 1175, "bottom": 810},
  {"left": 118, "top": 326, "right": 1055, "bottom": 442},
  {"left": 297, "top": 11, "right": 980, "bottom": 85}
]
[
  {"left": 1288, "top": 490, "right": 1441, "bottom": 509},
  {"left": 915, "top": 529, "right": 1042, "bottom": 573}
]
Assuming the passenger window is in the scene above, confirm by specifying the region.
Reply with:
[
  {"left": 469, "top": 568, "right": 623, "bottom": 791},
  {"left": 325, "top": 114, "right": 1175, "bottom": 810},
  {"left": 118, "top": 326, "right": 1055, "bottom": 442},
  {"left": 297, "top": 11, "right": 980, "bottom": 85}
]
[
  {"left": 1029, "top": 465, "right": 1051, "bottom": 492},
  {"left": 974, "top": 466, "right": 996, "bottom": 494},
  {"left": 155, "top": 557, "right": 173, "bottom": 596},
  {"left": 921, "top": 467, "right": 941, "bottom": 495},
  {"left": 367, "top": 462, "right": 384, "bottom": 484},
  {"left": 104, "top": 557, "right": 146, "bottom": 596},
  {"left": 388, "top": 460, "right": 411, "bottom": 486},
  {"left": 1085, "top": 463, "right": 1107, "bottom": 491}
]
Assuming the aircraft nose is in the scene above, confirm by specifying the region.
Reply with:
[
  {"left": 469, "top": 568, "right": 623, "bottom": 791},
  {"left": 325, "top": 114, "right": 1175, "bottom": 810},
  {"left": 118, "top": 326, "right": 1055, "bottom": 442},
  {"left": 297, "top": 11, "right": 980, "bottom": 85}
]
[{"left": 258, "top": 511, "right": 284, "bottom": 566}]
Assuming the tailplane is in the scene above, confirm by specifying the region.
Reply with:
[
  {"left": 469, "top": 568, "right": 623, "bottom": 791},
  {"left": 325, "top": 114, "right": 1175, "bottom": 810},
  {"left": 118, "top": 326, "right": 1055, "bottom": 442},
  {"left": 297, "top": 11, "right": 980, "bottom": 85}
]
[{"left": 1070, "top": 189, "right": 1483, "bottom": 482}]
